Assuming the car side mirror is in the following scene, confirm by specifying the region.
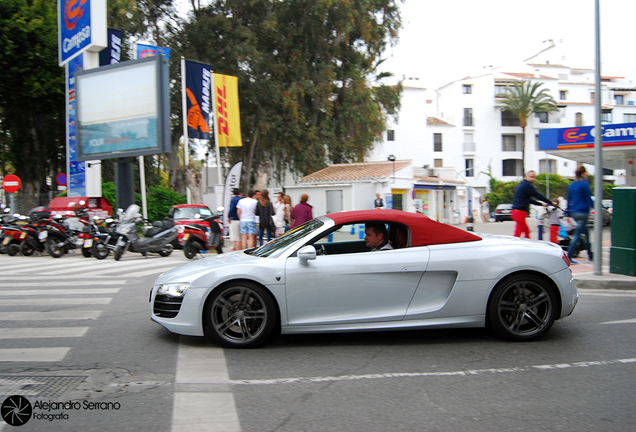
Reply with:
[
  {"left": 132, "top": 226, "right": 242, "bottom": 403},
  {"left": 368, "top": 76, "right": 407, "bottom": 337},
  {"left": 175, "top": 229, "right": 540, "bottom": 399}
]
[{"left": 298, "top": 245, "right": 317, "bottom": 262}]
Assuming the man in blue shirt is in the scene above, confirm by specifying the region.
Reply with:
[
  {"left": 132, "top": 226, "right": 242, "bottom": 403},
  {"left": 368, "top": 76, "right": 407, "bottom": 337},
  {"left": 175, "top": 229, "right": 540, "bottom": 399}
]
[
  {"left": 566, "top": 166, "right": 594, "bottom": 264},
  {"left": 228, "top": 188, "right": 242, "bottom": 250},
  {"left": 512, "top": 170, "right": 551, "bottom": 238}
]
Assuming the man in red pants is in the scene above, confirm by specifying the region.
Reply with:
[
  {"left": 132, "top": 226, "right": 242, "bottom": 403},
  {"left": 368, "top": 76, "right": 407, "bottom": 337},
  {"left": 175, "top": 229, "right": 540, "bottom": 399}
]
[{"left": 511, "top": 171, "right": 551, "bottom": 238}]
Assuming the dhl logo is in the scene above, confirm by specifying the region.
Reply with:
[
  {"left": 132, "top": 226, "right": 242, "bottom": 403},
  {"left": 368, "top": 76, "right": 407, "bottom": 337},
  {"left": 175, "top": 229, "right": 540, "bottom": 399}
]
[
  {"left": 563, "top": 128, "right": 588, "bottom": 143},
  {"left": 65, "top": 0, "right": 88, "bottom": 31},
  {"left": 216, "top": 85, "right": 229, "bottom": 140}
]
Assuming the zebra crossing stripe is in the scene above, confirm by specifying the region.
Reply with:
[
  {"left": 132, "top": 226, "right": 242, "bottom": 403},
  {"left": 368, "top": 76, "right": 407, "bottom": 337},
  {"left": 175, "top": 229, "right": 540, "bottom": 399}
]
[
  {"left": 0, "top": 348, "right": 71, "bottom": 362},
  {"left": 0, "top": 289, "right": 120, "bottom": 296},
  {"left": 0, "top": 298, "right": 112, "bottom": 306},
  {"left": 0, "top": 327, "right": 89, "bottom": 339},
  {"left": 0, "top": 311, "right": 102, "bottom": 320}
]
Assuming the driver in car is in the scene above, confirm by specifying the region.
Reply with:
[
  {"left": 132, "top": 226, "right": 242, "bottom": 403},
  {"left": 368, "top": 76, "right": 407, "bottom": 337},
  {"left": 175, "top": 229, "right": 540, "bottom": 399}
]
[{"left": 364, "top": 223, "right": 393, "bottom": 251}]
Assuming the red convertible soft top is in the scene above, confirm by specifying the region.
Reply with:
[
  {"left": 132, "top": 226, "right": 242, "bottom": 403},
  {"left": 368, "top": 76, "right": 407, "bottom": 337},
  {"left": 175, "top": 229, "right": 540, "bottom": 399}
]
[{"left": 325, "top": 210, "right": 481, "bottom": 247}]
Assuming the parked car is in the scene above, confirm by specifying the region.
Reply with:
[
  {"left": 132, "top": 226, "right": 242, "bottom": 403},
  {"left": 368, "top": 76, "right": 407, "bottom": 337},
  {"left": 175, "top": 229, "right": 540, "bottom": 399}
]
[
  {"left": 493, "top": 204, "right": 513, "bottom": 222},
  {"left": 167, "top": 204, "right": 215, "bottom": 249},
  {"left": 150, "top": 210, "right": 578, "bottom": 348},
  {"left": 587, "top": 198, "right": 612, "bottom": 227}
]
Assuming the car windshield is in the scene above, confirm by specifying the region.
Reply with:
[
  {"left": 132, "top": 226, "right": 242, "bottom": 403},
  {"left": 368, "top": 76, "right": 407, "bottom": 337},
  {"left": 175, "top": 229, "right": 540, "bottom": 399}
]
[
  {"left": 173, "top": 207, "right": 212, "bottom": 220},
  {"left": 251, "top": 219, "right": 324, "bottom": 258}
]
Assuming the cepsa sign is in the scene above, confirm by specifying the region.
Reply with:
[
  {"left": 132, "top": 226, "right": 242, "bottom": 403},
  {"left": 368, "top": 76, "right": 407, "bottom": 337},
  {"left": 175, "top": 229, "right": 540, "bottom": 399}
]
[{"left": 58, "top": 0, "right": 107, "bottom": 66}]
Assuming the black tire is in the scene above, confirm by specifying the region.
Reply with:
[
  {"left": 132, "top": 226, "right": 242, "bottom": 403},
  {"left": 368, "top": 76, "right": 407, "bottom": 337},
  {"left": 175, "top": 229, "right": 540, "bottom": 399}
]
[
  {"left": 45, "top": 237, "right": 66, "bottom": 258},
  {"left": 216, "top": 238, "right": 223, "bottom": 254},
  {"left": 81, "top": 247, "right": 93, "bottom": 258},
  {"left": 7, "top": 242, "right": 19, "bottom": 256},
  {"left": 114, "top": 244, "right": 124, "bottom": 261},
  {"left": 183, "top": 238, "right": 201, "bottom": 259},
  {"left": 19, "top": 239, "right": 36, "bottom": 256},
  {"left": 205, "top": 282, "right": 277, "bottom": 348},
  {"left": 158, "top": 243, "right": 173, "bottom": 257},
  {"left": 91, "top": 240, "right": 110, "bottom": 260},
  {"left": 488, "top": 274, "right": 557, "bottom": 341}
]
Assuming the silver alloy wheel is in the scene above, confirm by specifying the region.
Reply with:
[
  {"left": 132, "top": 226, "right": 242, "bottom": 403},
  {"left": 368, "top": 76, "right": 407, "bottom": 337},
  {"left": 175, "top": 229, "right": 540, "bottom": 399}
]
[
  {"left": 489, "top": 275, "right": 556, "bottom": 341},
  {"left": 208, "top": 284, "right": 274, "bottom": 347}
]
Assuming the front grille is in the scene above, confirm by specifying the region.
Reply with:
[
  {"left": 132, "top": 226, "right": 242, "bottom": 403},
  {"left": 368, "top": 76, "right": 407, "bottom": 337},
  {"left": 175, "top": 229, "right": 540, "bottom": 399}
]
[{"left": 153, "top": 294, "right": 184, "bottom": 318}]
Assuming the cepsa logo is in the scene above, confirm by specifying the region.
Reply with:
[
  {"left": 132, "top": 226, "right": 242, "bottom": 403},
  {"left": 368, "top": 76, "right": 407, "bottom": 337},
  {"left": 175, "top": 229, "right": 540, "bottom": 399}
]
[
  {"left": 65, "top": 0, "right": 88, "bottom": 31},
  {"left": 563, "top": 128, "right": 588, "bottom": 143}
]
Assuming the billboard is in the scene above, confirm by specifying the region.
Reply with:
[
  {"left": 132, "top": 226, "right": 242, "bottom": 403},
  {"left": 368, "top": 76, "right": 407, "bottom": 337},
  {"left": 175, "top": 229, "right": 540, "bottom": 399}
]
[
  {"left": 74, "top": 55, "right": 171, "bottom": 161},
  {"left": 137, "top": 43, "right": 171, "bottom": 60},
  {"left": 58, "top": 0, "right": 107, "bottom": 65}
]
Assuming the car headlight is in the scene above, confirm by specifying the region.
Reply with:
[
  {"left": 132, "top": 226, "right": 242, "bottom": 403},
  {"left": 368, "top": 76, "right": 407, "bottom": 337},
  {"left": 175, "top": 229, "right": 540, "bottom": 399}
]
[{"left": 156, "top": 283, "right": 190, "bottom": 298}]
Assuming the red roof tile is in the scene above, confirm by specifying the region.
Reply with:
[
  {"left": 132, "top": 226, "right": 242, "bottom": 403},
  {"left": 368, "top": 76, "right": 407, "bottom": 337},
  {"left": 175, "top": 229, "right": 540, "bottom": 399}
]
[{"left": 299, "top": 160, "right": 411, "bottom": 183}]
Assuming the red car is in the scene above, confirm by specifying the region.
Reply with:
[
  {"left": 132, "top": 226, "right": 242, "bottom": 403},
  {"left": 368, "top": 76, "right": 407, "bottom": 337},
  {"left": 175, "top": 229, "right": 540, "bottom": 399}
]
[{"left": 168, "top": 204, "right": 216, "bottom": 249}]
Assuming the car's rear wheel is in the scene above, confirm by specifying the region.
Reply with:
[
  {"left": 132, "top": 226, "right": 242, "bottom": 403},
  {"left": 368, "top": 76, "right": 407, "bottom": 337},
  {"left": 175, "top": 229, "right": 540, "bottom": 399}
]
[
  {"left": 205, "top": 282, "right": 276, "bottom": 348},
  {"left": 488, "top": 274, "right": 557, "bottom": 341}
]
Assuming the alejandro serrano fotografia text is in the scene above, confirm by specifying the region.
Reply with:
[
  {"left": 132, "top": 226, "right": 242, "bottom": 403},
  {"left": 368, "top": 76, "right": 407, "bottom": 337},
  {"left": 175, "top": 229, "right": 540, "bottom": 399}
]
[{"left": 34, "top": 400, "right": 121, "bottom": 411}]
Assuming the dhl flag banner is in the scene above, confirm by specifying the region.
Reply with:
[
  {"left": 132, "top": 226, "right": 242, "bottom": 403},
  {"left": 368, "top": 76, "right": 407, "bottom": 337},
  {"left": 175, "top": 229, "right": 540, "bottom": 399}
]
[
  {"left": 213, "top": 74, "right": 242, "bottom": 147},
  {"left": 185, "top": 60, "right": 212, "bottom": 140}
]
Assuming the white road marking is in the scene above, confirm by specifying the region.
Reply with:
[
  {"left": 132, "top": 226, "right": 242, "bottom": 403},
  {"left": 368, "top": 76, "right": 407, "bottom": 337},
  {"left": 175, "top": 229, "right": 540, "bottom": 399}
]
[
  {"left": 0, "top": 311, "right": 102, "bottom": 320},
  {"left": 2, "top": 281, "right": 127, "bottom": 287},
  {"left": 0, "top": 289, "right": 120, "bottom": 296},
  {"left": 0, "top": 348, "right": 71, "bottom": 362},
  {"left": 578, "top": 289, "right": 636, "bottom": 297},
  {"left": 172, "top": 339, "right": 241, "bottom": 432},
  {"left": 0, "top": 298, "right": 112, "bottom": 306},
  {"left": 231, "top": 358, "right": 636, "bottom": 386},
  {"left": 0, "top": 327, "right": 89, "bottom": 339},
  {"left": 601, "top": 318, "right": 636, "bottom": 325}
]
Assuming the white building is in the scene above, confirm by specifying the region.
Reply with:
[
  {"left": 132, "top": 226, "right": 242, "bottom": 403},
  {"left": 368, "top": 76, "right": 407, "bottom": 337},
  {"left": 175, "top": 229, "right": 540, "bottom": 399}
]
[{"left": 368, "top": 41, "right": 636, "bottom": 199}]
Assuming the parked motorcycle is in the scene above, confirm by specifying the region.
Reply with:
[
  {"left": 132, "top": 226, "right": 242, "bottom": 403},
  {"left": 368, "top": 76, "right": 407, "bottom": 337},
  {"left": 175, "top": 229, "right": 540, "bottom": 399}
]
[
  {"left": 39, "top": 202, "right": 93, "bottom": 258},
  {"left": 0, "top": 213, "right": 27, "bottom": 256},
  {"left": 113, "top": 205, "right": 177, "bottom": 261},
  {"left": 90, "top": 216, "right": 120, "bottom": 260},
  {"left": 182, "top": 208, "right": 225, "bottom": 259},
  {"left": 17, "top": 207, "right": 52, "bottom": 256}
]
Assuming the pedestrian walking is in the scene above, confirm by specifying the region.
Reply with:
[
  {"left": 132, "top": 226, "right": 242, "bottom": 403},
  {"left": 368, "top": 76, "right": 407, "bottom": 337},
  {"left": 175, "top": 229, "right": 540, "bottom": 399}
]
[
  {"left": 291, "top": 194, "right": 313, "bottom": 228},
  {"left": 545, "top": 198, "right": 563, "bottom": 244},
  {"left": 228, "top": 188, "right": 242, "bottom": 250},
  {"left": 566, "top": 166, "right": 594, "bottom": 264},
  {"left": 273, "top": 192, "right": 286, "bottom": 237},
  {"left": 237, "top": 190, "right": 258, "bottom": 249},
  {"left": 255, "top": 189, "right": 275, "bottom": 246},
  {"left": 511, "top": 170, "right": 551, "bottom": 238},
  {"left": 482, "top": 198, "right": 490, "bottom": 223},
  {"left": 374, "top": 193, "right": 384, "bottom": 209},
  {"left": 283, "top": 195, "right": 293, "bottom": 232}
]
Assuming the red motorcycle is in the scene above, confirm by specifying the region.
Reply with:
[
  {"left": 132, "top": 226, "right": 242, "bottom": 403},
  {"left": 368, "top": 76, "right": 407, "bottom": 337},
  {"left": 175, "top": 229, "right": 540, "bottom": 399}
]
[{"left": 182, "top": 210, "right": 224, "bottom": 259}]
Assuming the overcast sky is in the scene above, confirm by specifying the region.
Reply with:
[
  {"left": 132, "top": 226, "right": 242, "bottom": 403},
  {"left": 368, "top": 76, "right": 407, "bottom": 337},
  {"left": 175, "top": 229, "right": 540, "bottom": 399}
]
[{"left": 378, "top": 0, "right": 636, "bottom": 87}]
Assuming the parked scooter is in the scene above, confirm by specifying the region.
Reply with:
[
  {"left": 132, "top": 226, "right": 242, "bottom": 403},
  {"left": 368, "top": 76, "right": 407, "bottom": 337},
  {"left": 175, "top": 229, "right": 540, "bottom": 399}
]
[
  {"left": 39, "top": 202, "right": 93, "bottom": 258},
  {"left": 113, "top": 205, "right": 177, "bottom": 261},
  {"left": 182, "top": 207, "right": 225, "bottom": 259}
]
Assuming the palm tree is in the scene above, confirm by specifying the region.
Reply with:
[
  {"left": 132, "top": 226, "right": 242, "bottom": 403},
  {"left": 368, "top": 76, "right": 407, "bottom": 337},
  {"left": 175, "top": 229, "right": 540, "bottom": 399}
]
[{"left": 498, "top": 81, "right": 560, "bottom": 175}]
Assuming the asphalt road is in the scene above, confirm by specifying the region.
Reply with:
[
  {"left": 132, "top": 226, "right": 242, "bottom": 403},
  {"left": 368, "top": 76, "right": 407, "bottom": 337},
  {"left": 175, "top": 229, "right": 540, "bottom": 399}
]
[{"left": 1, "top": 232, "right": 635, "bottom": 432}]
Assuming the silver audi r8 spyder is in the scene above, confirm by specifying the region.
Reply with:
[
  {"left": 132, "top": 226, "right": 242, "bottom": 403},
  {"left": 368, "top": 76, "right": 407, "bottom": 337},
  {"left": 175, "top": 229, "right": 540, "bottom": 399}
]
[{"left": 150, "top": 210, "right": 577, "bottom": 348}]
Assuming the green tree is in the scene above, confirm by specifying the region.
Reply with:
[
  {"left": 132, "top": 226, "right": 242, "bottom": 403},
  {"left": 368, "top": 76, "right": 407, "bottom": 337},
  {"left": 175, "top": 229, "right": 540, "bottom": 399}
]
[
  {"left": 171, "top": 0, "right": 403, "bottom": 188},
  {"left": 0, "top": 0, "right": 65, "bottom": 209},
  {"left": 497, "top": 81, "right": 560, "bottom": 175}
]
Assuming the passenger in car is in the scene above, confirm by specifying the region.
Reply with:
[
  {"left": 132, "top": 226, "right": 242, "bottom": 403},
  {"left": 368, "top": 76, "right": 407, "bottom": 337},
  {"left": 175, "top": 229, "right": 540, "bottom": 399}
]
[{"left": 364, "top": 223, "right": 393, "bottom": 251}]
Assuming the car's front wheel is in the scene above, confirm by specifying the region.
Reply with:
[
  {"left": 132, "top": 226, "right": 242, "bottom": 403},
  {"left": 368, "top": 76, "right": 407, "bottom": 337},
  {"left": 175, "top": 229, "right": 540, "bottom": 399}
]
[
  {"left": 488, "top": 274, "right": 557, "bottom": 341},
  {"left": 205, "top": 282, "right": 276, "bottom": 348}
]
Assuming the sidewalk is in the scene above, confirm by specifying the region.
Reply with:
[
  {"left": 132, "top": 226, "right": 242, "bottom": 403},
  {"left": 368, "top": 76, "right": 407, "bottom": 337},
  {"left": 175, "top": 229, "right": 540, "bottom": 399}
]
[{"left": 457, "top": 220, "right": 636, "bottom": 290}]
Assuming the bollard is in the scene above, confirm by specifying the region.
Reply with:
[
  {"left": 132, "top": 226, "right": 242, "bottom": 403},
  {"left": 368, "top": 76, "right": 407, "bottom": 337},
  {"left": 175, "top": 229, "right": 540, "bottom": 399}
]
[
  {"left": 359, "top": 224, "right": 365, "bottom": 239},
  {"left": 466, "top": 216, "right": 474, "bottom": 232},
  {"left": 327, "top": 233, "right": 333, "bottom": 243}
]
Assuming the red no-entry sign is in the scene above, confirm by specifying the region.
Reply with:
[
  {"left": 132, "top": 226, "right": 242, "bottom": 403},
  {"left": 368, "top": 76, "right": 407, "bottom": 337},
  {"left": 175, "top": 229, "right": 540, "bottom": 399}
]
[{"left": 2, "top": 174, "right": 21, "bottom": 193}]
